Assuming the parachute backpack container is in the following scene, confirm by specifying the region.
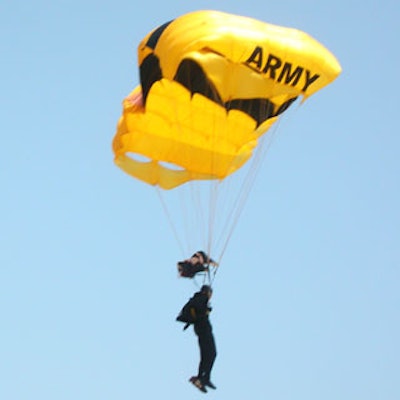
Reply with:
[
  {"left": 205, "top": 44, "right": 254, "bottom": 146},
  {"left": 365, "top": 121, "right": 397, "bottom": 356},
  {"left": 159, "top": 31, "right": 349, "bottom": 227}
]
[{"left": 113, "top": 10, "right": 341, "bottom": 269}]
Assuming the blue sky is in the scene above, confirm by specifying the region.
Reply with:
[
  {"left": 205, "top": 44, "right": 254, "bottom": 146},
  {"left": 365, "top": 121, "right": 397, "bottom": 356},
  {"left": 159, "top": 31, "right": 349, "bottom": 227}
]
[{"left": 1, "top": 0, "right": 399, "bottom": 399}]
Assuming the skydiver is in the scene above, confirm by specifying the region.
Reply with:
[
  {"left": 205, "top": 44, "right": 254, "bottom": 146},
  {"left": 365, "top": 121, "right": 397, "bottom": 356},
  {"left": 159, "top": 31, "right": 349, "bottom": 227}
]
[
  {"left": 177, "top": 251, "right": 218, "bottom": 278},
  {"left": 176, "top": 285, "right": 217, "bottom": 393}
]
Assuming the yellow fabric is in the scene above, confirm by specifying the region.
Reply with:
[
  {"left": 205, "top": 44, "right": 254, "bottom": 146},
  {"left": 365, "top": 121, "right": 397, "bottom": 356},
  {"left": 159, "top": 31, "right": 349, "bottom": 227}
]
[{"left": 113, "top": 10, "right": 341, "bottom": 189}]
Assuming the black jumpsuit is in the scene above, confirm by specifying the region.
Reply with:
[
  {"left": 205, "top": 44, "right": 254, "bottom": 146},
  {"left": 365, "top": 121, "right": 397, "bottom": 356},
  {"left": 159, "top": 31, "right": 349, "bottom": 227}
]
[{"left": 190, "top": 292, "right": 217, "bottom": 384}]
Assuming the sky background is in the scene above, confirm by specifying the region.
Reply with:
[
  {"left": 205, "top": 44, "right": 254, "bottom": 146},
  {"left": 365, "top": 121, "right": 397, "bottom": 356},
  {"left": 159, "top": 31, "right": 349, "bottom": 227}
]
[{"left": 1, "top": 0, "right": 399, "bottom": 399}]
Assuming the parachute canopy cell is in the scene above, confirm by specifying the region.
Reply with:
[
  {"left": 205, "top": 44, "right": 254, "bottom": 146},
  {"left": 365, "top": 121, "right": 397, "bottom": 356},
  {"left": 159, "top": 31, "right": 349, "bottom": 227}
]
[{"left": 113, "top": 10, "right": 341, "bottom": 189}]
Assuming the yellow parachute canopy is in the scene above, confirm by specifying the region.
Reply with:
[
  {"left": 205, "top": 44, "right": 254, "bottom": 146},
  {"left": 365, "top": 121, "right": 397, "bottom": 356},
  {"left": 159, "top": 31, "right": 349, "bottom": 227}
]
[{"left": 113, "top": 10, "right": 341, "bottom": 189}]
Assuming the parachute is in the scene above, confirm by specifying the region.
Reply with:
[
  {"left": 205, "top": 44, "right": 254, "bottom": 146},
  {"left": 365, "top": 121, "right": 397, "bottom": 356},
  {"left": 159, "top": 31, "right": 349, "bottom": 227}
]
[{"left": 112, "top": 10, "right": 341, "bottom": 271}]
